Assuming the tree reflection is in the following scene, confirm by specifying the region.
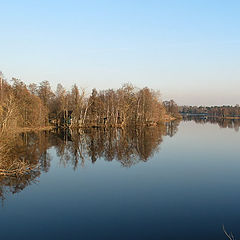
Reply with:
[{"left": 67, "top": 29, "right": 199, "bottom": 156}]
[
  {"left": 55, "top": 122, "right": 180, "bottom": 168},
  {"left": 0, "top": 122, "right": 180, "bottom": 200},
  {"left": 0, "top": 131, "right": 55, "bottom": 200},
  {"left": 182, "top": 115, "right": 240, "bottom": 132}
]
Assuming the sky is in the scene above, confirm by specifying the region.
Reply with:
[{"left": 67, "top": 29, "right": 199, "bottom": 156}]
[{"left": 0, "top": 0, "right": 239, "bottom": 106}]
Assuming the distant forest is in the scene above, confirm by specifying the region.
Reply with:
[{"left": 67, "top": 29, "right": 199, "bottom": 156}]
[
  {"left": 0, "top": 74, "right": 180, "bottom": 134},
  {"left": 179, "top": 105, "right": 240, "bottom": 118}
]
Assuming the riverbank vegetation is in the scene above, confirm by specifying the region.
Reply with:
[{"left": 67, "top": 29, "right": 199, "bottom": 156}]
[
  {"left": 0, "top": 74, "right": 179, "bottom": 134},
  {"left": 0, "top": 73, "right": 180, "bottom": 188}
]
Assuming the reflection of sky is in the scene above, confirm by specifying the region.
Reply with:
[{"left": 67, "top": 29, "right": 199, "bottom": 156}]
[
  {"left": 0, "top": 121, "right": 240, "bottom": 239},
  {"left": 1, "top": 1, "right": 240, "bottom": 105}
]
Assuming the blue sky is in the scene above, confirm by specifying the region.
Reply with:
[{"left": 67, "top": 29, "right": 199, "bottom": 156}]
[{"left": 0, "top": 0, "right": 239, "bottom": 105}]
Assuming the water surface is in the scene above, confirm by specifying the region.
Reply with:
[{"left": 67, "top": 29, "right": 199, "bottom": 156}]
[{"left": 0, "top": 119, "right": 240, "bottom": 240}]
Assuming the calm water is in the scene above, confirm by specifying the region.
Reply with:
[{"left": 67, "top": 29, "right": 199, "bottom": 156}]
[{"left": 0, "top": 119, "right": 240, "bottom": 240}]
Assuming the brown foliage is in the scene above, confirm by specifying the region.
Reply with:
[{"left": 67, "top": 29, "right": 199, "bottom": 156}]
[{"left": 0, "top": 72, "right": 175, "bottom": 132}]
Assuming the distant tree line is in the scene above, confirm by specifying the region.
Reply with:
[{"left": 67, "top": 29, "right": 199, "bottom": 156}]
[
  {"left": 0, "top": 73, "right": 178, "bottom": 133},
  {"left": 179, "top": 105, "right": 240, "bottom": 118}
]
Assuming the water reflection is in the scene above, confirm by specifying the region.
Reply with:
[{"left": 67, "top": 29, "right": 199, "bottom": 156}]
[
  {"left": 0, "top": 131, "right": 54, "bottom": 200},
  {"left": 0, "top": 121, "right": 180, "bottom": 200},
  {"left": 182, "top": 115, "right": 240, "bottom": 132},
  {"left": 56, "top": 121, "right": 180, "bottom": 168}
]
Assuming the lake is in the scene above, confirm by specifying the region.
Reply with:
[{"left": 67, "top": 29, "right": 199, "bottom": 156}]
[{"left": 0, "top": 119, "right": 240, "bottom": 240}]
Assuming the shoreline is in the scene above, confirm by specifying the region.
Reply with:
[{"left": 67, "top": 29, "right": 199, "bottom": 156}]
[{"left": 1, "top": 117, "right": 181, "bottom": 134}]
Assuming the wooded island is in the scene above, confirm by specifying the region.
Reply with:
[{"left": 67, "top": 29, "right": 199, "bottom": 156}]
[{"left": 0, "top": 76, "right": 180, "bottom": 135}]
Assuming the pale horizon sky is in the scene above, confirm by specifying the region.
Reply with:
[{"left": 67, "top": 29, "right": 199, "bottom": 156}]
[{"left": 1, "top": 0, "right": 240, "bottom": 106}]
